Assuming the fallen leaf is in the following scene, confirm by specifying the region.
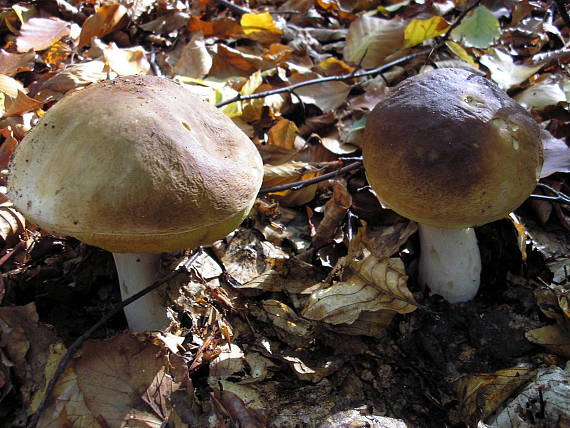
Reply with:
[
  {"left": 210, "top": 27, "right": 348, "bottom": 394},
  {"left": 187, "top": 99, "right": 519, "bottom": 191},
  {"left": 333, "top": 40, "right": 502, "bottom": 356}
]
[
  {"left": 343, "top": 16, "right": 406, "bottom": 68},
  {"left": 241, "top": 12, "right": 282, "bottom": 36},
  {"left": 3, "top": 90, "right": 44, "bottom": 117},
  {"left": 451, "top": 5, "right": 500, "bottom": 49},
  {"left": 79, "top": 3, "right": 128, "bottom": 47},
  {"left": 455, "top": 365, "right": 537, "bottom": 425},
  {"left": 515, "top": 75, "right": 567, "bottom": 110},
  {"left": 0, "top": 74, "right": 25, "bottom": 99},
  {"left": 16, "top": 17, "right": 70, "bottom": 52},
  {"left": 289, "top": 72, "right": 351, "bottom": 111},
  {"left": 173, "top": 36, "right": 213, "bottom": 79},
  {"left": 262, "top": 299, "right": 315, "bottom": 339},
  {"left": 39, "top": 60, "right": 107, "bottom": 93},
  {"left": 0, "top": 50, "right": 35, "bottom": 76},
  {"left": 541, "top": 130, "right": 570, "bottom": 177},
  {"left": 103, "top": 43, "right": 150, "bottom": 76},
  {"left": 480, "top": 48, "right": 542, "bottom": 90},
  {"left": 403, "top": 16, "right": 449, "bottom": 48},
  {"left": 302, "top": 255, "right": 415, "bottom": 325}
]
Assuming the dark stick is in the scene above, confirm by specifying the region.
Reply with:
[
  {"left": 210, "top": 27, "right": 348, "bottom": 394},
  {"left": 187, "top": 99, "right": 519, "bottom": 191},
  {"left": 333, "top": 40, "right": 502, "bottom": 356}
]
[
  {"left": 258, "top": 161, "right": 362, "bottom": 196},
  {"left": 27, "top": 250, "right": 201, "bottom": 428},
  {"left": 216, "top": 50, "right": 431, "bottom": 108}
]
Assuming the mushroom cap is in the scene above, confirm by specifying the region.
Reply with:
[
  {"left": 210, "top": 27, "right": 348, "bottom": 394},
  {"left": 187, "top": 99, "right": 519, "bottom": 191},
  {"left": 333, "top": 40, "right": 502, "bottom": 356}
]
[
  {"left": 8, "top": 75, "right": 264, "bottom": 253},
  {"left": 362, "top": 68, "right": 543, "bottom": 229}
]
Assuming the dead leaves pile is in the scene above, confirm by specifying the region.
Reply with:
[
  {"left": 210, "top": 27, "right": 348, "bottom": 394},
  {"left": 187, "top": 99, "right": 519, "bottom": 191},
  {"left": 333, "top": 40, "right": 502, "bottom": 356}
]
[{"left": 0, "top": 0, "right": 569, "bottom": 427}]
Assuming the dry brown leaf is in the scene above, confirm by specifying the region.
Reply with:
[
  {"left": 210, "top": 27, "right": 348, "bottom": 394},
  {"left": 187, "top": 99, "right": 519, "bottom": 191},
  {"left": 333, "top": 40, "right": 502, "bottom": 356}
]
[
  {"left": 289, "top": 71, "right": 350, "bottom": 112},
  {"left": 209, "top": 343, "right": 245, "bottom": 379},
  {"left": 541, "top": 129, "right": 570, "bottom": 177},
  {"left": 211, "top": 388, "right": 268, "bottom": 427},
  {"left": 103, "top": 43, "right": 150, "bottom": 76},
  {"left": 302, "top": 255, "right": 415, "bottom": 325},
  {"left": 282, "top": 353, "right": 344, "bottom": 382},
  {"left": 16, "top": 17, "right": 70, "bottom": 52},
  {"left": 0, "top": 127, "right": 21, "bottom": 169},
  {"left": 39, "top": 60, "right": 106, "bottom": 93},
  {"left": 139, "top": 11, "right": 189, "bottom": 34},
  {"left": 455, "top": 365, "right": 536, "bottom": 425},
  {"left": 525, "top": 325, "right": 570, "bottom": 358},
  {"left": 334, "top": 310, "right": 397, "bottom": 336},
  {"left": 314, "top": 57, "right": 355, "bottom": 76},
  {"left": 316, "top": 0, "right": 356, "bottom": 20},
  {"left": 38, "top": 333, "right": 183, "bottom": 427},
  {"left": 0, "top": 50, "right": 35, "bottom": 76},
  {"left": 173, "top": 37, "right": 212, "bottom": 79},
  {"left": 263, "top": 160, "right": 320, "bottom": 206},
  {"left": 3, "top": 90, "right": 44, "bottom": 117},
  {"left": 187, "top": 16, "right": 243, "bottom": 38},
  {"left": 343, "top": 16, "right": 406, "bottom": 68},
  {"left": 262, "top": 299, "right": 315, "bottom": 339},
  {"left": 0, "top": 303, "right": 62, "bottom": 417},
  {"left": 0, "top": 206, "right": 26, "bottom": 246},
  {"left": 79, "top": 3, "right": 128, "bottom": 47},
  {"left": 311, "top": 181, "right": 352, "bottom": 249},
  {"left": 0, "top": 74, "right": 25, "bottom": 99},
  {"left": 363, "top": 221, "right": 418, "bottom": 260}
]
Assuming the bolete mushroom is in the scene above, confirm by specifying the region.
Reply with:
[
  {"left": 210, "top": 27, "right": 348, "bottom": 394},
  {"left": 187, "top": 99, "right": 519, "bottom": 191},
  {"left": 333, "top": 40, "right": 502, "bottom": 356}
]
[
  {"left": 7, "top": 75, "right": 264, "bottom": 331},
  {"left": 362, "top": 68, "right": 543, "bottom": 303}
]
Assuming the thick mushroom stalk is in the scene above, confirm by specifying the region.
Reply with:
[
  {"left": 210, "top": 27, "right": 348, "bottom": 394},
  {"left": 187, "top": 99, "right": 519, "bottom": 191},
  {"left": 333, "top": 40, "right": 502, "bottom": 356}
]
[
  {"left": 113, "top": 253, "right": 168, "bottom": 332},
  {"left": 417, "top": 224, "right": 481, "bottom": 303}
]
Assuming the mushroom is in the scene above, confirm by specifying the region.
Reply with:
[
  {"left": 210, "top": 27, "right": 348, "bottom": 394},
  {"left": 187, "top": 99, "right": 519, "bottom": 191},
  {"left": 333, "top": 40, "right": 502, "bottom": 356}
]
[
  {"left": 7, "top": 75, "right": 264, "bottom": 331},
  {"left": 362, "top": 68, "right": 543, "bottom": 303}
]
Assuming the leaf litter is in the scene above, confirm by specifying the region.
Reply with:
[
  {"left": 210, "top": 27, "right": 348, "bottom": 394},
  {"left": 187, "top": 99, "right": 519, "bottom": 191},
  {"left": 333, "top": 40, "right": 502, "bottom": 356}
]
[{"left": 0, "top": 0, "right": 569, "bottom": 427}]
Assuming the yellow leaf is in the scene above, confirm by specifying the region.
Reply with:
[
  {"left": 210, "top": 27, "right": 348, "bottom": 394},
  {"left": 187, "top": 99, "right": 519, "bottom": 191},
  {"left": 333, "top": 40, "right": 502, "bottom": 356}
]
[
  {"left": 240, "top": 12, "right": 282, "bottom": 35},
  {"left": 403, "top": 16, "right": 449, "bottom": 48},
  {"left": 445, "top": 40, "right": 477, "bottom": 67},
  {"left": 210, "top": 86, "right": 242, "bottom": 118}
]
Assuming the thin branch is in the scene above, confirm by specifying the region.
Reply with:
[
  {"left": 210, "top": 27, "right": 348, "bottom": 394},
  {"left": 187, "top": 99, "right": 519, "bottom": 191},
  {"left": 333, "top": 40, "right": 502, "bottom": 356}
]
[
  {"left": 258, "top": 160, "right": 362, "bottom": 196},
  {"left": 214, "top": 0, "right": 252, "bottom": 15},
  {"left": 27, "top": 250, "right": 202, "bottom": 428},
  {"left": 216, "top": 50, "right": 431, "bottom": 108}
]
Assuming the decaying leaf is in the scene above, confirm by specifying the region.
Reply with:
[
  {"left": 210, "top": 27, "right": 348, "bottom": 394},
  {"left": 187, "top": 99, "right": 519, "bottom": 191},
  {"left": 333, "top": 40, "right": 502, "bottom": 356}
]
[
  {"left": 363, "top": 221, "right": 418, "bottom": 260},
  {"left": 3, "top": 90, "right": 43, "bottom": 117},
  {"left": 38, "top": 333, "right": 183, "bottom": 427},
  {"left": 541, "top": 130, "right": 570, "bottom": 177},
  {"left": 262, "top": 299, "right": 315, "bottom": 341},
  {"left": 487, "top": 365, "right": 570, "bottom": 427},
  {"left": 0, "top": 205, "right": 26, "bottom": 246},
  {"left": 16, "top": 17, "right": 70, "bottom": 52},
  {"left": 282, "top": 352, "right": 344, "bottom": 383},
  {"left": 209, "top": 343, "right": 245, "bottom": 379},
  {"left": 0, "top": 50, "right": 35, "bottom": 76},
  {"left": 173, "top": 36, "right": 213, "bottom": 79},
  {"left": 343, "top": 16, "right": 406, "bottom": 68},
  {"left": 210, "top": 385, "right": 268, "bottom": 427},
  {"left": 79, "top": 3, "right": 128, "bottom": 47},
  {"left": 455, "top": 365, "right": 537, "bottom": 425},
  {"left": 480, "top": 48, "right": 542, "bottom": 90},
  {"left": 39, "top": 60, "right": 107, "bottom": 93},
  {"left": 525, "top": 289, "right": 570, "bottom": 358},
  {"left": 311, "top": 180, "right": 352, "bottom": 250},
  {"left": 302, "top": 255, "right": 415, "bottom": 325},
  {"left": 103, "top": 43, "right": 150, "bottom": 76},
  {"left": 289, "top": 72, "right": 351, "bottom": 112},
  {"left": 0, "top": 304, "right": 62, "bottom": 419}
]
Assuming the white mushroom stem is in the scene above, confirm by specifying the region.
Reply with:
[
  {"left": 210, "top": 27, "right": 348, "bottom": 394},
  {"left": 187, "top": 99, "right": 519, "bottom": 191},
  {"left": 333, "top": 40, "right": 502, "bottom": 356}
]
[
  {"left": 418, "top": 224, "right": 481, "bottom": 303},
  {"left": 112, "top": 253, "right": 170, "bottom": 332}
]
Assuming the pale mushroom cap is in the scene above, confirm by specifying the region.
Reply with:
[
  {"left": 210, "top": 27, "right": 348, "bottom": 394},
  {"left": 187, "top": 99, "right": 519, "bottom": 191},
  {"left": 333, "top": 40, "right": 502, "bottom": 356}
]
[
  {"left": 8, "top": 75, "right": 264, "bottom": 252},
  {"left": 363, "top": 68, "right": 543, "bottom": 228}
]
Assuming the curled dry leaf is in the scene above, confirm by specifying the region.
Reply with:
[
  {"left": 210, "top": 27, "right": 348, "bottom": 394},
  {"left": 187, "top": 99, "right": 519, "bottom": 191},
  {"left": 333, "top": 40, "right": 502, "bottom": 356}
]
[
  {"left": 289, "top": 72, "right": 351, "bottom": 112},
  {"left": 262, "top": 299, "right": 315, "bottom": 340},
  {"left": 480, "top": 48, "right": 542, "bottom": 90},
  {"left": 209, "top": 343, "right": 246, "bottom": 379},
  {"left": 79, "top": 3, "right": 128, "bottom": 47},
  {"left": 16, "top": 17, "right": 70, "bottom": 53},
  {"left": 302, "top": 255, "right": 415, "bottom": 325},
  {"left": 0, "top": 205, "right": 26, "bottom": 246},
  {"left": 211, "top": 387, "right": 268, "bottom": 428},
  {"left": 525, "top": 289, "right": 570, "bottom": 358},
  {"left": 39, "top": 60, "right": 107, "bottom": 93},
  {"left": 173, "top": 37, "right": 212, "bottom": 79},
  {"left": 0, "top": 303, "right": 62, "bottom": 418},
  {"left": 0, "top": 127, "right": 21, "bottom": 169},
  {"left": 0, "top": 74, "right": 25, "bottom": 99},
  {"left": 311, "top": 180, "right": 352, "bottom": 250},
  {"left": 38, "top": 333, "right": 183, "bottom": 427},
  {"left": 3, "top": 90, "right": 44, "bottom": 117},
  {"left": 0, "top": 50, "right": 35, "bottom": 76},
  {"left": 363, "top": 221, "right": 418, "bottom": 260},
  {"left": 454, "top": 365, "right": 537, "bottom": 426},
  {"left": 343, "top": 16, "right": 406, "bottom": 69},
  {"left": 103, "top": 43, "right": 150, "bottom": 76},
  {"left": 541, "top": 129, "right": 570, "bottom": 177},
  {"left": 282, "top": 353, "right": 344, "bottom": 383},
  {"left": 487, "top": 365, "right": 570, "bottom": 427}
]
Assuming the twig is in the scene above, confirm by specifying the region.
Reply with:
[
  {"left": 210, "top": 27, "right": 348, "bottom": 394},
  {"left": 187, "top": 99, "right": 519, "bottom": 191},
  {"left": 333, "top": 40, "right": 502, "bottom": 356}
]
[
  {"left": 214, "top": 0, "right": 252, "bottom": 15},
  {"left": 531, "top": 183, "right": 570, "bottom": 205},
  {"left": 436, "top": 0, "right": 482, "bottom": 47},
  {"left": 27, "top": 250, "right": 202, "bottom": 428},
  {"left": 258, "top": 160, "right": 362, "bottom": 196},
  {"left": 215, "top": 50, "right": 431, "bottom": 108}
]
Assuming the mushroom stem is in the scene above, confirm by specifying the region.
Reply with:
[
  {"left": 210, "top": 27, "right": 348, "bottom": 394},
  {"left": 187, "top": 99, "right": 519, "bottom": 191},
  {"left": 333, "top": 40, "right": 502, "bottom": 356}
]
[
  {"left": 112, "top": 253, "right": 169, "bottom": 332},
  {"left": 417, "top": 224, "right": 481, "bottom": 303}
]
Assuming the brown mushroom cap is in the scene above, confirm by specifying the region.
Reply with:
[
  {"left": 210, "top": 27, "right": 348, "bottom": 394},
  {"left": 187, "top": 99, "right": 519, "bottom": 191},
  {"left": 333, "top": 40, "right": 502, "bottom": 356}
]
[
  {"left": 8, "top": 75, "right": 264, "bottom": 252},
  {"left": 362, "top": 68, "right": 543, "bottom": 229}
]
